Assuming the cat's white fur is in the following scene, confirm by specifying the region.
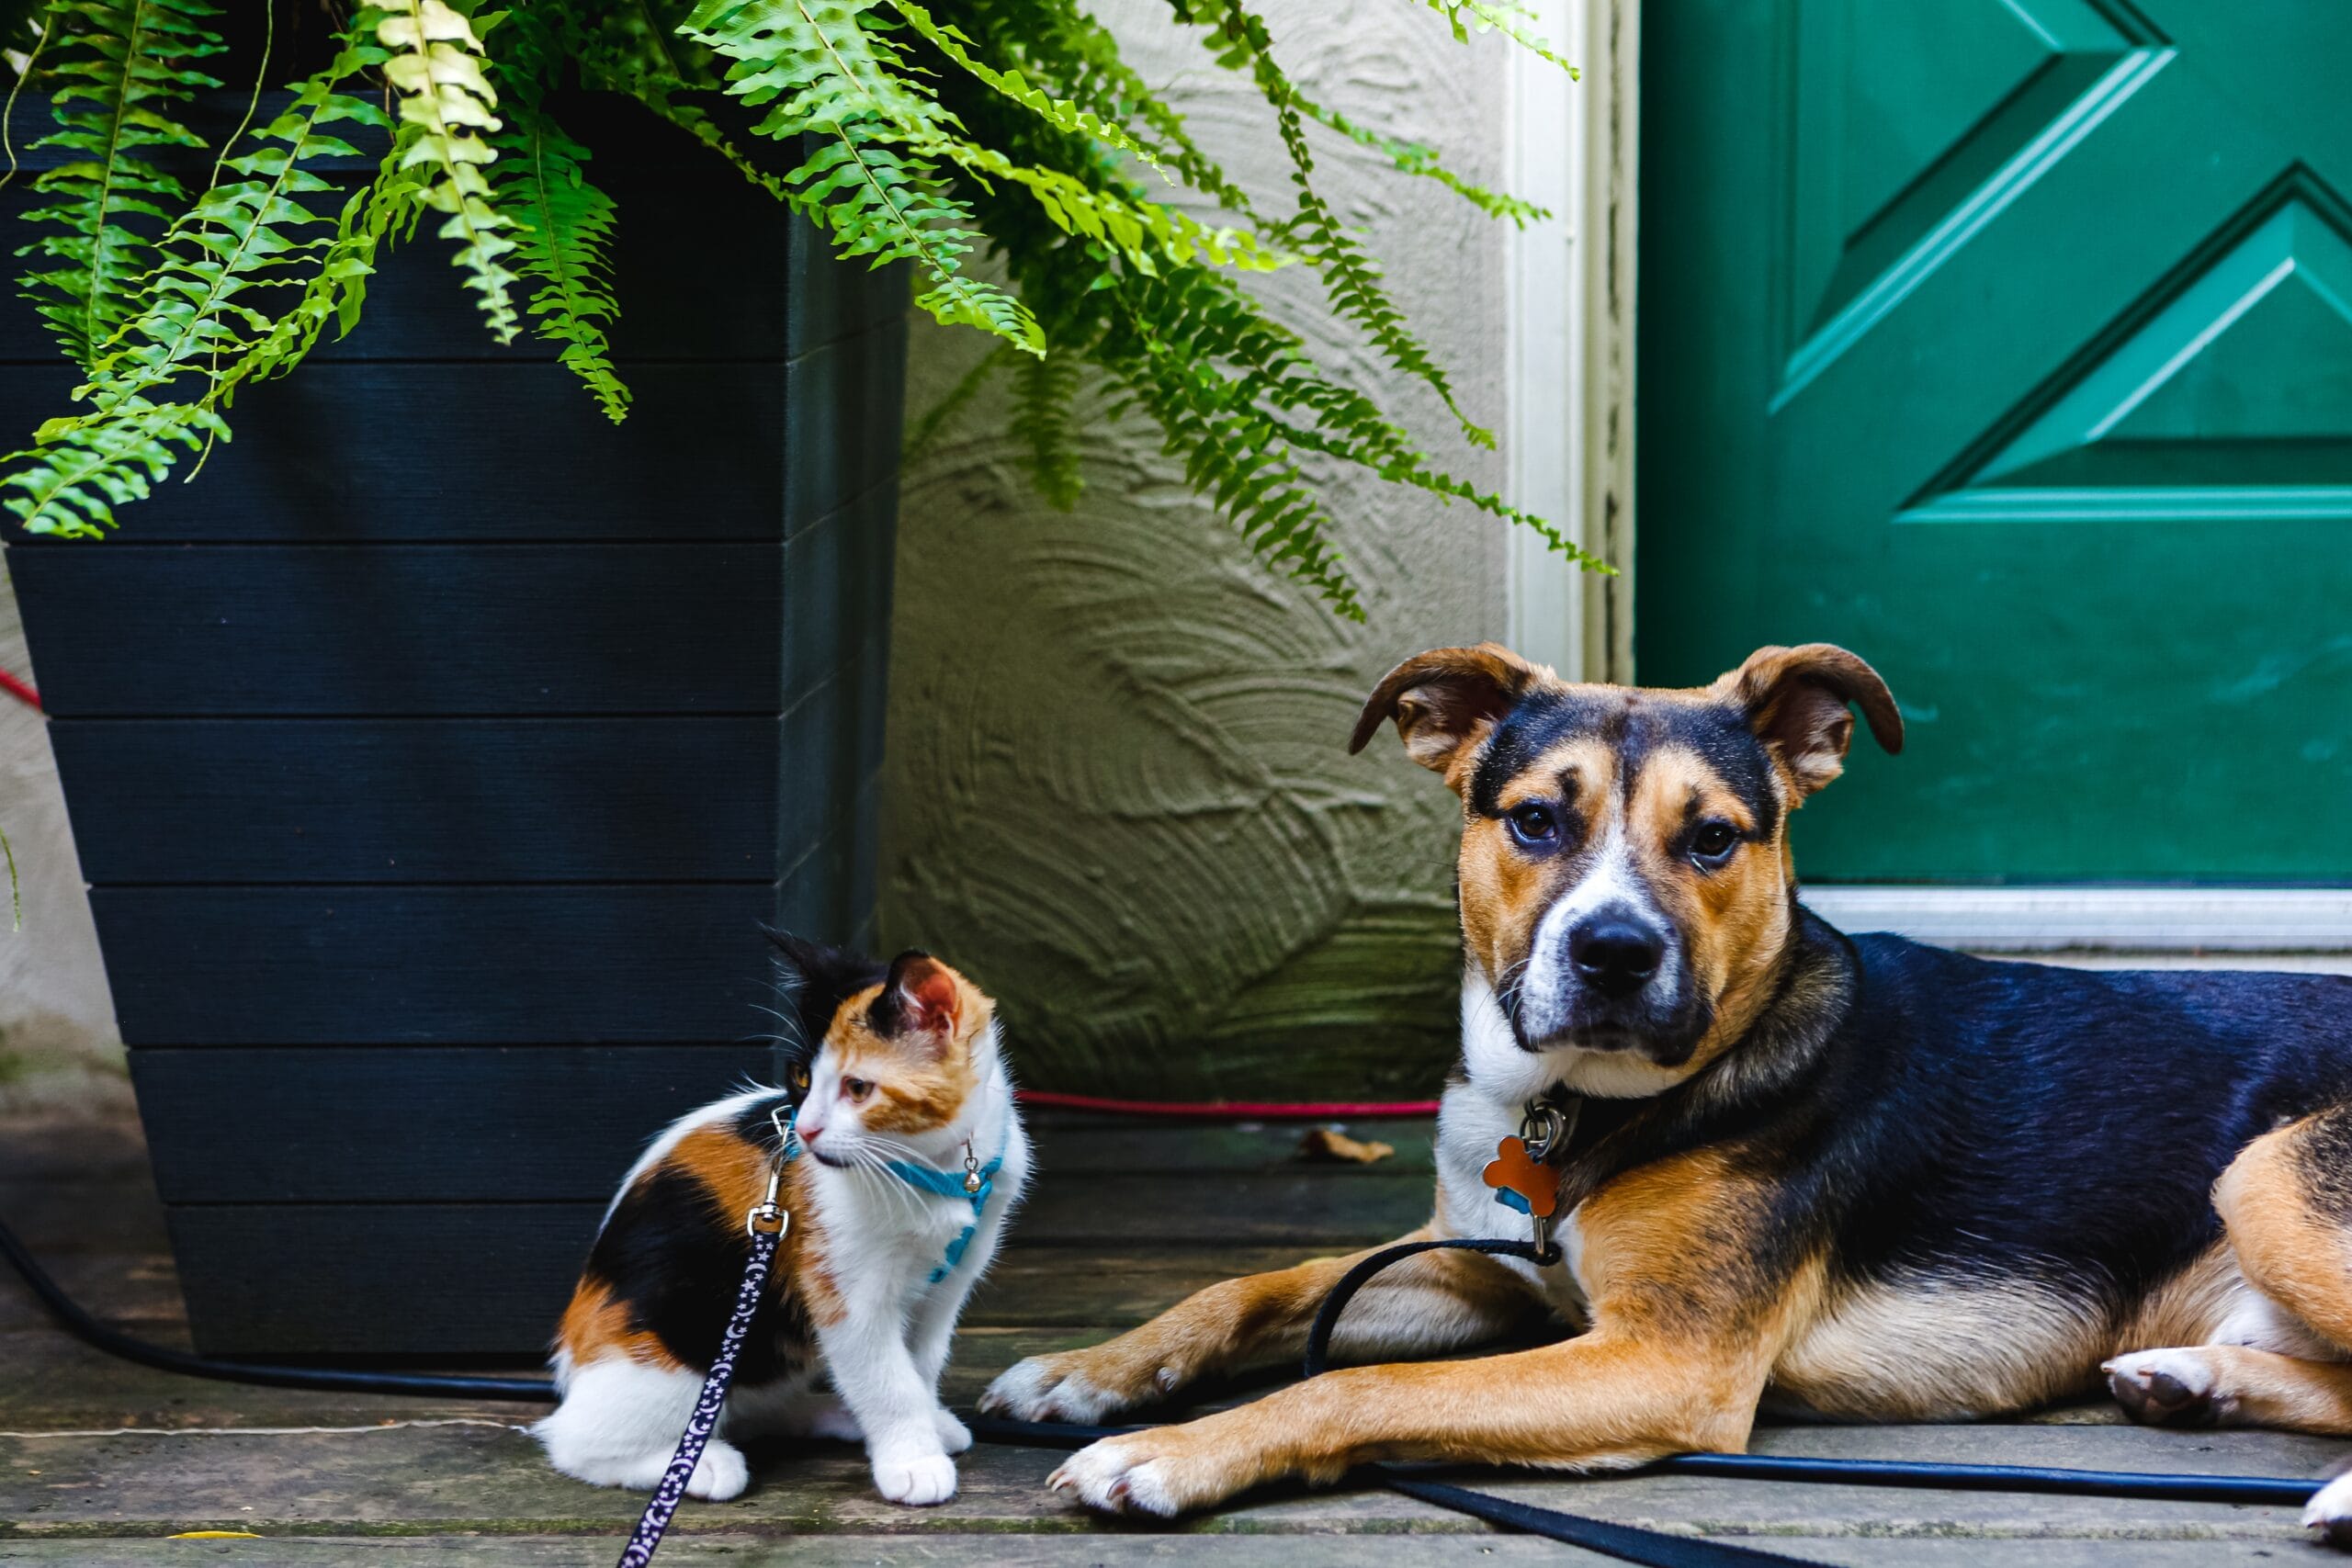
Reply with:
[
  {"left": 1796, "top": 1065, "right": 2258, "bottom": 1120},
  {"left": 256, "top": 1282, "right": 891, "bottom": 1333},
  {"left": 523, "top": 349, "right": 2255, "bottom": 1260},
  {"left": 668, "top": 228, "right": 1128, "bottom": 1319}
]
[{"left": 535, "top": 1020, "right": 1028, "bottom": 1506}]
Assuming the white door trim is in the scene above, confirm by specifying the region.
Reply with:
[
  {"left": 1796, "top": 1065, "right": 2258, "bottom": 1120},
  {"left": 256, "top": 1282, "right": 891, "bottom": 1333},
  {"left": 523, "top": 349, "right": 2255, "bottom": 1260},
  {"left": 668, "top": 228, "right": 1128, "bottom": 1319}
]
[
  {"left": 1505, "top": 0, "right": 1638, "bottom": 683},
  {"left": 1799, "top": 886, "right": 2352, "bottom": 953}
]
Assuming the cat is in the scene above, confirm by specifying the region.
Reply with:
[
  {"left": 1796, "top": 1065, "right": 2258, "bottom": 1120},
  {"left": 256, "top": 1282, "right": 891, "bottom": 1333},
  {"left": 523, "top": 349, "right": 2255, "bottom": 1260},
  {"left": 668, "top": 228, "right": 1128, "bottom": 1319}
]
[{"left": 534, "top": 935, "right": 1030, "bottom": 1506}]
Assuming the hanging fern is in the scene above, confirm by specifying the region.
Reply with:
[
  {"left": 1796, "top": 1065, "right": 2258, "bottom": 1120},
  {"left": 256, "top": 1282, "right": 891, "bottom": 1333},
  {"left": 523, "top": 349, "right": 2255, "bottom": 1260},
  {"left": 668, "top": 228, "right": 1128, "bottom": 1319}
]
[
  {"left": 2, "top": 0, "right": 1604, "bottom": 615},
  {"left": 485, "top": 5, "right": 629, "bottom": 421},
  {"left": 5, "top": 23, "right": 394, "bottom": 534},
  {"left": 17, "top": 0, "right": 224, "bottom": 367},
  {"left": 1012, "top": 345, "right": 1082, "bottom": 511},
  {"left": 374, "top": 0, "right": 517, "bottom": 343}
]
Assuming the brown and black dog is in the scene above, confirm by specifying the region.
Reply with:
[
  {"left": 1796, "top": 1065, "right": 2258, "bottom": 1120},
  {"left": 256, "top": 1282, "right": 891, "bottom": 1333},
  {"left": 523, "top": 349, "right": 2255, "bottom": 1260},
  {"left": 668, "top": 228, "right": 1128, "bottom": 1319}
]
[{"left": 980, "top": 642, "right": 2352, "bottom": 1543}]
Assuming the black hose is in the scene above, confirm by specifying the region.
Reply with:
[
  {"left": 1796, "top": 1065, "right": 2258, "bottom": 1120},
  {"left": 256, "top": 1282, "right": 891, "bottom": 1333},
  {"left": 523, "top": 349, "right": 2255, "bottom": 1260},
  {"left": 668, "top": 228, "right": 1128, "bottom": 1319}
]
[{"left": 0, "top": 1208, "right": 555, "bottom": 1402}]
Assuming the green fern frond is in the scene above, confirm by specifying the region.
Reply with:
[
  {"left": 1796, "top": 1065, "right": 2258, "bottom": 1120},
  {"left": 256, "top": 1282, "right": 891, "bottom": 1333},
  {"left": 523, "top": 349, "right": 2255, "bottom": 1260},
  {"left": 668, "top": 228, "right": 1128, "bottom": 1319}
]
[
  {"left": 1172, "top": 0, "right": 1497, "bottom": 450},
  {"left": 485, "top": 6, "right": 630, "bottom": 422},
  {"left": 683, "top": 0, "right": 1046, "bottom": 353},
  {"left": 17, "top": 0, "right": 226, "bottom": 367},
  {"left": 374, "top": 0, "right": 518, "bottom": 343},
  {"left": 682, "top": 0, "right": 951, "bottom": 142},
  {"left": 885, "top": 1, "right": 1157, "bottom": 172},
  {"left": 920, "top": 130, "right": 1282, "bottom": 275},
  {"left": 1420, "top": 0, "right": 1577, "bottom": 74},
  {"left": 985, "top": 4, "right": 1260, "bottom": 219},
  {"left": 789, "top": 128, "right": 1042, "bottom": 351},
  {"left": 5, "top": 32, "right": 395, "bottom": 535},
  {"left": 1291, "top": 92, "right": 1544, "bottom": 227},
  {"left": 1011, "top": 345, "right": 1081, "bottom": 509},
  {"left": 494, "top": 112, "right": 628, "bottom": 420}
]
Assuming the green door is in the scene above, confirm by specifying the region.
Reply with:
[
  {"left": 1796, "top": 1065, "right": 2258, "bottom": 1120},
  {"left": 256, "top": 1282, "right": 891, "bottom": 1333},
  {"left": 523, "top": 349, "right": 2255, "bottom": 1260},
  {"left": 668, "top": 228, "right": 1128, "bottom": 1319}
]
[{"left": 1638, "top": 1, "right": 2352, "bottom": 881}]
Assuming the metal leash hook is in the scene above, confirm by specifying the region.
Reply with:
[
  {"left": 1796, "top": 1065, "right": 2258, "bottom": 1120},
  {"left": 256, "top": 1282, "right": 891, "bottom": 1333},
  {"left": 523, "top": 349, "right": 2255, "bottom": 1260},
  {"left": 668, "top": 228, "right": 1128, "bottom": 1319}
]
[
  {"left": 748, "top": 1106, "right": 797, "bottom": 1238},
  {"left": 1521, "top": 1097, "right": 1577, "bottom": 1262}
]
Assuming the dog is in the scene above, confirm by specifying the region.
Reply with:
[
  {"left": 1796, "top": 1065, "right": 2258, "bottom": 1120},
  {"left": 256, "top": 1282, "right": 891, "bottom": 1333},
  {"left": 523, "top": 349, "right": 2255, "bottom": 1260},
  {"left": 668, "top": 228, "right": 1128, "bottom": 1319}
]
[{"left": 979, "top": 641, "right": 2352, "bottom": 1544}]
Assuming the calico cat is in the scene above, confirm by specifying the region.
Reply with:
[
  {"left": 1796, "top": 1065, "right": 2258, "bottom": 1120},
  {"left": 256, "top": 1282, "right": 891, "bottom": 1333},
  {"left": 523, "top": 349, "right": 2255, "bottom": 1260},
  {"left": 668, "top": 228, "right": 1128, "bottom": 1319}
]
[{"left": 534, "top": 936, "right": 1030, "bottom": 1506}]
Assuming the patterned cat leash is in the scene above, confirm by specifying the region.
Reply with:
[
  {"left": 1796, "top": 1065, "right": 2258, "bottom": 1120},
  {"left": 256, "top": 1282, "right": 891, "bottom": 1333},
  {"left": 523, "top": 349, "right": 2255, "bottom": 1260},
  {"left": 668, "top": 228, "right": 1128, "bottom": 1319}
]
[{"left": 616, "top": 1105, "right": 797, "bottom": 1568}]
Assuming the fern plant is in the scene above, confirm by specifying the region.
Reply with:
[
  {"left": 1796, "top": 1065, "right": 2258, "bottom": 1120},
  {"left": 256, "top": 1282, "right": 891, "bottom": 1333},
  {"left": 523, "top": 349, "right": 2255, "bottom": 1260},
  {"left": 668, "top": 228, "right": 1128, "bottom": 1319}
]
[{"left": 1, "top": 0, "right": 1599, "bottom": 618}]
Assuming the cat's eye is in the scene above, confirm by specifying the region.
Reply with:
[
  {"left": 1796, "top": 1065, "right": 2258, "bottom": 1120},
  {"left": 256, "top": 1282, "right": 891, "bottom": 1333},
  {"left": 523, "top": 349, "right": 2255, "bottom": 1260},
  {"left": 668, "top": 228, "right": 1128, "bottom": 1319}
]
[
  {"left": 842, "top": 1077, "right": 875, "bottom": 1103},
  {"left": 789, "top": 1064, "right": 811, "bottom": 1091}
]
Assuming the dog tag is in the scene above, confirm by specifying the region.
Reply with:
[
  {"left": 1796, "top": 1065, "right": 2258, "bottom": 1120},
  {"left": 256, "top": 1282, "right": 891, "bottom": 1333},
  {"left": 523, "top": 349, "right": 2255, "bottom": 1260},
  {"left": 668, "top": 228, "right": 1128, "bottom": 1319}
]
[{"left": 1482, "top": 1135, "right": 1558, "bottom": 1218}]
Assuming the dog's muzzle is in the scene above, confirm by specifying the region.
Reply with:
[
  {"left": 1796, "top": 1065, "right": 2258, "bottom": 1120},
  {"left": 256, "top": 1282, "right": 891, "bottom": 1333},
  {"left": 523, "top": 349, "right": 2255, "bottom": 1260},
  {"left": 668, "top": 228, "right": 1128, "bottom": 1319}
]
[{"left": 1509, "top": 903, "right": 1703, "bottom": 1062}]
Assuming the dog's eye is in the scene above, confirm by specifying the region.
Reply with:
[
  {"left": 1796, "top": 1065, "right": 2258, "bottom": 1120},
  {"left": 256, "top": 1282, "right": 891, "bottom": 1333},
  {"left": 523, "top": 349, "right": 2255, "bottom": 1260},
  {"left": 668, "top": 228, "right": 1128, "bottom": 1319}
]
[
  {"left": 1690, "top": 821, "right": 1739, "bottom": 863},
  {"left": 842, "top": 1077, "right": 874, "bottom": 1103},
  {"left": 1506, "top": 803, "right": 1561, "bottom": 849}
]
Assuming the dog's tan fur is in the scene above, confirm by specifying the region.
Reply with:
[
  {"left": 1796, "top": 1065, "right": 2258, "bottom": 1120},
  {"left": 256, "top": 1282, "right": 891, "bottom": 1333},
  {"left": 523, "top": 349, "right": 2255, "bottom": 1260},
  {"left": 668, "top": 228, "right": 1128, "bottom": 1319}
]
[{"left": 984, "top": 643, "right": 2352, "bottom": 1517}]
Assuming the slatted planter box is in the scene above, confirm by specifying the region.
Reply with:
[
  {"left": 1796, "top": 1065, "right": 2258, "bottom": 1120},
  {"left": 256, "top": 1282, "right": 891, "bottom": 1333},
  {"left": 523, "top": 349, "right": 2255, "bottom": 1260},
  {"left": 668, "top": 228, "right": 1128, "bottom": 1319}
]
[{"left": 3, "top": 97, "right": 906, "bottom": 1357}]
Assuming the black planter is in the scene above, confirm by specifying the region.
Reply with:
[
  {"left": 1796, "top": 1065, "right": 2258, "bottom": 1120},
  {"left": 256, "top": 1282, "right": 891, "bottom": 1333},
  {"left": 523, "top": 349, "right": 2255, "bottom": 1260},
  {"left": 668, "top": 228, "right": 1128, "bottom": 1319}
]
[{"left": 4, "top": 99, "right": 905, "bottom": 1356}]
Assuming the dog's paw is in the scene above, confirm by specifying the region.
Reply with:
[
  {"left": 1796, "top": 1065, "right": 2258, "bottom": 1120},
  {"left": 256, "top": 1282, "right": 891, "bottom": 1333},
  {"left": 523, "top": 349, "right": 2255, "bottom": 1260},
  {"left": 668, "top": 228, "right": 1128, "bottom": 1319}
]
[
  {"left": 2304, "top": 1466, "right": 2352, "bottom": 1550},
  {"left": 685, "top": 1438, "right": 751, "bottom": 1501},
  {"left": 873, "top": 1450, "right": 958, "bottom": 1506},
  {"left": 979, "top": 1351, "right": 1141, "bottom": 1422},
  {"left": 1047, "top": 1434, "right": 1188, "bottom": 1517},
  {"left": 1045, "top": 1417, "right": 1265, "bottom": 1517},
  {"left": 2105, "top": 1348, "right": 2233, "bottom": 1427},
  {"left": 933, "top": 1407, "right": 974, "bottom": 1454}
]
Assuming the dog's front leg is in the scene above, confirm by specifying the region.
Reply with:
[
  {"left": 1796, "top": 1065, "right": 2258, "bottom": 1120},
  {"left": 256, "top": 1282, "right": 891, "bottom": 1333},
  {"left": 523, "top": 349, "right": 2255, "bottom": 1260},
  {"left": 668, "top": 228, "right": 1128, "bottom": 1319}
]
[
  {"left": 1052, "top": 1146, "right": 1806, "bottom": 1514},
  {"left": 1049, "top": 1326, "right": 1768, "bottom": 1516},
  {"left": 982, "top": 1224, "right": 1544, "bottom": 1422}
]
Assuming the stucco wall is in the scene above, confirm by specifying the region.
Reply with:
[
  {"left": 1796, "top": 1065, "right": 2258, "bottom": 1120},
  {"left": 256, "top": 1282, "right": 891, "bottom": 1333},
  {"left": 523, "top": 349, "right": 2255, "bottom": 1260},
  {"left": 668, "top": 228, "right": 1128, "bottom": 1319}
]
[
  {"left": 879, "top": 1, "right": 1515, "bottom": 1098},
  {"left": 0, "top": 564, "right": 126, "bottom": 1117}
]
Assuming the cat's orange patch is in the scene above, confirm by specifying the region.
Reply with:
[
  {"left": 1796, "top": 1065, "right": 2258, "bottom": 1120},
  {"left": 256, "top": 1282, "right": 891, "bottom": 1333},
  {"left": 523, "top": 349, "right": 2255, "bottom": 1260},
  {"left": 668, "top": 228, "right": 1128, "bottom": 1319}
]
[
  {"left": 555, "top": 1279, "right": 679, "bottom": 1371},
  {"left": 825, "top": 977, "right": 989, "bottom": 1134}
]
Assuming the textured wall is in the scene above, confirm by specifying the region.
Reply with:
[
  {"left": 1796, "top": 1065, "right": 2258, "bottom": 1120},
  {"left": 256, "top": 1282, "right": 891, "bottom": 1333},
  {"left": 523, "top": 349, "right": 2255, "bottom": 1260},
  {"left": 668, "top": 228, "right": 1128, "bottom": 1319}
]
[
  {"left": 0, "top": 565, "right": 125, "bottom": 1117},
  {"left": 880, "top": 0, "right": 1514, "bottom": 1098}
]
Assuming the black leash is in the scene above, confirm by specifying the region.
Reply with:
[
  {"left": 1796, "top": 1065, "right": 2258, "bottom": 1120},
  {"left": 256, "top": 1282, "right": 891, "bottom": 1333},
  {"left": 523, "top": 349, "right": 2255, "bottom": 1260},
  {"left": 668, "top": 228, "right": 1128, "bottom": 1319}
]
[
  {"left": 0, "top": 1210, "right": 2328, "bottom": 1563},
  {"left": 617, "top": 1215, "right": 783, "bottom": 1566}
]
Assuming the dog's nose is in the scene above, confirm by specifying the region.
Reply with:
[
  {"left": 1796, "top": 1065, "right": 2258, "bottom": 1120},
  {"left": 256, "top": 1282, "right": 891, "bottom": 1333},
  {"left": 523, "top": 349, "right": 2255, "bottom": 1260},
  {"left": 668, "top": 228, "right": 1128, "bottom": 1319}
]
[{"left": 1569, "top": 919, "right": 1665, "bottom": 998}]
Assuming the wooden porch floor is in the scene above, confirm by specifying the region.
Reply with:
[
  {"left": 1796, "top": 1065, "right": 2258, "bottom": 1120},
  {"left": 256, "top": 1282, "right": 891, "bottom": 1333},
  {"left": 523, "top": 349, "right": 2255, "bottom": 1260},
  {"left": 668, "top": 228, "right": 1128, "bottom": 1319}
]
[{"left": 3, "top": 1108, "right": 2342, "bottom": 1565}]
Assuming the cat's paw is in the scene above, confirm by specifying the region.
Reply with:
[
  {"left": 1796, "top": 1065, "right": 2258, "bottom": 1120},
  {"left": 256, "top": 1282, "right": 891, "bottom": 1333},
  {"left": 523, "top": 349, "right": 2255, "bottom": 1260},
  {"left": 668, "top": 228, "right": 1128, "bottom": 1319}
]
[
  {"left": 873, "top": 1450, "right": 958, "bottom": 1506},
  {"left": 933, "top": 1407, "right": 973, "bottom": 1453},
  {"left": 685, "top": 1438, "right": 752, "bottom": 1501},
  {"left": 806, "top": 1398, "right": 864, "bottom": 1443},
  {"left": 980, "top": 1350, "right": 1138, "bottom": 1422}
]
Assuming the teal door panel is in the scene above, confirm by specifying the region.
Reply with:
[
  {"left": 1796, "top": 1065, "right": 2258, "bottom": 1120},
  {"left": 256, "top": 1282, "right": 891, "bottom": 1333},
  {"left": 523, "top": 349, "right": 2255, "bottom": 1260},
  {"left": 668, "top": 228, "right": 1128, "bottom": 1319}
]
[{"left": 1638, "top": 0, "right": 2352, "bottom": 882}]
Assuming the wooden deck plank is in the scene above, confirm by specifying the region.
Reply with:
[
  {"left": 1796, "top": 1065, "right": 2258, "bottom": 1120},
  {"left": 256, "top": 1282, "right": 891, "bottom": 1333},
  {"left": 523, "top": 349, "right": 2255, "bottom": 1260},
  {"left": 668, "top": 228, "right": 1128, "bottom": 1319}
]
[
  {"left": 0, "top": 1419, "right": 2337, "bottom": 1541},
  {"left": 5, "top": 1111, "right": 2345, "bottom": 1562},
  {"left": 0, "top": 1542, "right": 2323, "bottom": 1567}
]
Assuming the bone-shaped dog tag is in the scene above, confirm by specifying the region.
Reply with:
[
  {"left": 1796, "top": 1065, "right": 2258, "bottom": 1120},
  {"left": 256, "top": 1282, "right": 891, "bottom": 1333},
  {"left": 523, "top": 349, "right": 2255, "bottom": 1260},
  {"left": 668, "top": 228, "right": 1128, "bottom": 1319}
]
[{"left": 1482, "top": 1135, "right": 1558, "bottom": 1218}]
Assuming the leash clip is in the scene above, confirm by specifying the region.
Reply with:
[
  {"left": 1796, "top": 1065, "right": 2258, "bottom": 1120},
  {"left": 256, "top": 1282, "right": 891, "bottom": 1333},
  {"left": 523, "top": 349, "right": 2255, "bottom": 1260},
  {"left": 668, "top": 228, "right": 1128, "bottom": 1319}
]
[
  {"left": 748, "top": 1104, "right": 796, "bottom": 1237},
  {"left": 1519, "top": 1098, "right": 1576, "bottom": 1164},
  {"left": 746, "top": 1161, "right": 789, "bottom": 1238}
]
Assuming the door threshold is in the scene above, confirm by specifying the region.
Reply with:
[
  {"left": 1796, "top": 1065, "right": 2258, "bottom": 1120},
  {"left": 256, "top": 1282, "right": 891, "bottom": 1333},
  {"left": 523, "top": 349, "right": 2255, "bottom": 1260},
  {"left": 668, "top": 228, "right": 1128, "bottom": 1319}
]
[{"left": 1798, "top": 886, "right": 2352, "bottom": 954}]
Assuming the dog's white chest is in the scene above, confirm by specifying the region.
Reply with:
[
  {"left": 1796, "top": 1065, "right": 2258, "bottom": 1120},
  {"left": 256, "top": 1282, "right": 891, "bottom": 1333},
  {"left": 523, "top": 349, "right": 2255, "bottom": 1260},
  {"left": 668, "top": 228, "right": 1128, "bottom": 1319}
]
[{"left": 1432, "top": 1082, "right": 1592, "bottom": 1324}]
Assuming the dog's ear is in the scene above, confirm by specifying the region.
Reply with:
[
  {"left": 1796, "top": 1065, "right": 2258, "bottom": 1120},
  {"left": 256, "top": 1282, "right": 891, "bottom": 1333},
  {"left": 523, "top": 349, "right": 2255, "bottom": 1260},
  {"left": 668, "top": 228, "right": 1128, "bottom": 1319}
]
[
  {"left": 1721, "top": 644, "right": 1903, "bottom": 798},
  {"left": 1351, "top": 643, "right": 1544, "bottom": 780}
]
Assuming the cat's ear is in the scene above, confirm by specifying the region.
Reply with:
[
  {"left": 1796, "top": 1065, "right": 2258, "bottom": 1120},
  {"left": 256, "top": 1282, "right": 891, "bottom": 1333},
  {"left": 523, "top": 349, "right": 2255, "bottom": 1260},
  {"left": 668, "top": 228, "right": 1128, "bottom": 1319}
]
[
  {"left": 765, "top": 928, "right": 886, "bottom": 1048},
  {"left": 871, "top": 950, "right": 962, "bottom": 1048}
]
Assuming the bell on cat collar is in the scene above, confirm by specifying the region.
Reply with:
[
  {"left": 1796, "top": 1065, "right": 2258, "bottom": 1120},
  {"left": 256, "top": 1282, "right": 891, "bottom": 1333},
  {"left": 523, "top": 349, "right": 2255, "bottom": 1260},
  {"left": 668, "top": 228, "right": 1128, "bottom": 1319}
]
[{"left": 962, "top": 1139, "right": 984, "bottom": 1194}]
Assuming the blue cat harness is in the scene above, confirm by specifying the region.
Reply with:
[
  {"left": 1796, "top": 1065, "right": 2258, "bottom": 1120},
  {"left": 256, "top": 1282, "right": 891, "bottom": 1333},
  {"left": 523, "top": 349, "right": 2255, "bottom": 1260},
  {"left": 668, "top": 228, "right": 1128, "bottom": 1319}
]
[{"left": 769, "top": 1103, "right": 1003, "bottom": 1283}]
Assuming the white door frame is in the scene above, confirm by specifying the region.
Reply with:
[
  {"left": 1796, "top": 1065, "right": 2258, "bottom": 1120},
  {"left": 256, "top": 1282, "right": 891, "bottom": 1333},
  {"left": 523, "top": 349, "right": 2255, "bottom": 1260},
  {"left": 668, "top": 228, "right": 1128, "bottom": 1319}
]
[
  {"left": 1504, "top": 0, "right": 1636, "bottom": 684},
  {"left": 1500, "top": 7, "right": 2346, "bottom": 955}
]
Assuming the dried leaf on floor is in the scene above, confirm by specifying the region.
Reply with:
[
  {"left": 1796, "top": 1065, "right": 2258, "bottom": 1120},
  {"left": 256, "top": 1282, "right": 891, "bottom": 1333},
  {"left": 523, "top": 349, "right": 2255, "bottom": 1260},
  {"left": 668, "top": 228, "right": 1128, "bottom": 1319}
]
[{"left": 1296, "top": 1127, "right": 1395, "bottom": 1165}]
